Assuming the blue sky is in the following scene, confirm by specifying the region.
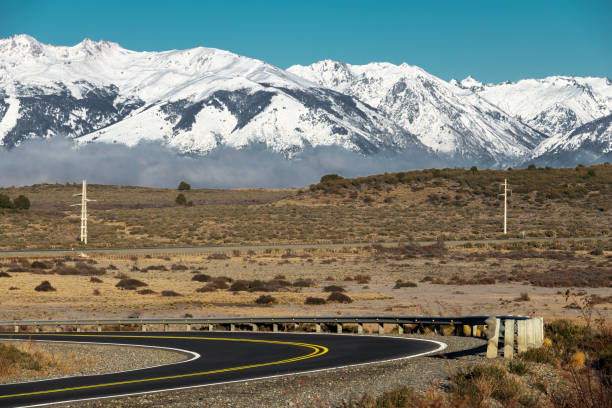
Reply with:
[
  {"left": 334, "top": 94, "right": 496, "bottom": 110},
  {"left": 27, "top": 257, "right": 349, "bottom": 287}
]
[{"left": 2, "top": 0, "right": 610, "bottom": 83}]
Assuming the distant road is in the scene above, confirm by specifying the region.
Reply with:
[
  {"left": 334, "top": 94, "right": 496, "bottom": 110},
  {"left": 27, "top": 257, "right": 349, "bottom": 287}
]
[
  {"left": 0, "top": 332, "right": 444, "bottom": 407},
  {"left": 0, "top": 236, "right": 609, "bottom": 258}
]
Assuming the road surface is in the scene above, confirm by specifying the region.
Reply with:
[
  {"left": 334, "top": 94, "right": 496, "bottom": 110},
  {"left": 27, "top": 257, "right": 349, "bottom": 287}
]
[{"left": 0, "top": 331, "right": 445, "bottom": 407}]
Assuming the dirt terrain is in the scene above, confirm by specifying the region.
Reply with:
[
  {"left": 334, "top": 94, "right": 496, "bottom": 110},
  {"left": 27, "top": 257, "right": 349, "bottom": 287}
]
[{"left": 1, "top": 244, "right": 610, "bottom": 323}]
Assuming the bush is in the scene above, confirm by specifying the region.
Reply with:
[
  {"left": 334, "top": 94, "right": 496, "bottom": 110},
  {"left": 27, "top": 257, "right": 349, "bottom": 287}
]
[
  {"left": 452, "top": 365, "right": 522, "bottom": 405},
  {"left": 175, "top": 193, "right": 187, "bottom": 206},
  {"left": 30, "top": 261, "right": 51, "bottom": 269},
  {"left": 508, "top": 360, "right": 529, "bottom": 376},
  {"left": 0, "top": 271, "right": 11, "bottom": 277},
  {"left": 192, "top": 274, "right": 211, "bottom": 282},
  {"left": 320, "top": 174, "right": 343, "bottom": 184},
  {"left": 394, "top": 280, "right": 418, "bottom": 289},
  {"left": 255, "top": 294, "right": 276, "bottom": 305},
  {"left": 161, "top": 290, "right": 182, "bottom": 297},
  {"left": 115, "top": 278, "right": 147, "bottom": 290},
  {"left": 520, "top": 346, "right": 557, "bottom": 366},
  {"left": 293, "top": 279, "right": 313, "bottom": 287},
  {"left": 323, "top": 285, "right": 345, "bottom": 292},
  {"left": 34, "top": 280, "right": 56, "bottom": 292},
  {"left": 89, "top": 277, "right": 103, "bottom": 283},
  {"left": 304, "top": 297, "right": 326, "bottom": 305},
  {"left": 137, "top": 289, "right": 156, "bottom": 295},
  {"left": 0, "top": 194, "right": 11, "bottom": 209},
  {"left": 327, "top": 291, "right": 352, "bottom": 303},
  {"left": 12, "top": 195, "right": 30, "bottom": 210},
  {"left": 177, "top": 181, "right": 191, "bottom": 190},
  {"left": 196, "top": 284, "right": 217, "bottom": 293}
]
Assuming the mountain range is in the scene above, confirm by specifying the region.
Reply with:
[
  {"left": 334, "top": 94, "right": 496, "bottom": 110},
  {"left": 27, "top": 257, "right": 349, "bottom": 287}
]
[{"left": 1, "top": 34, "right": 611, "bottom": 168}]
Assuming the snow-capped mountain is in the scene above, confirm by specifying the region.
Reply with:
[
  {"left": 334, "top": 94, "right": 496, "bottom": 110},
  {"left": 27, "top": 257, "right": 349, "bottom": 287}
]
[
  {"left": 529, "top": 114, "right": 612, "bottom": 166},
  {"left": 460, "top": 76, "right": 612, "bottom": 138},
  {"left": 1, "top": 34, "right": 611, "bottom": 168},
  {"left": 288, "top": 60, "right": 545, "bottom": 166},
  {"left": 0, "top": 34, "right": 429, "bottom": 157}
]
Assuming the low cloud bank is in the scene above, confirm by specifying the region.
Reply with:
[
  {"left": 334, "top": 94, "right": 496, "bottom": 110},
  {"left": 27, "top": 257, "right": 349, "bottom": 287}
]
[{"left": 0, "top": 137, "right": 442, "bottom": 188}]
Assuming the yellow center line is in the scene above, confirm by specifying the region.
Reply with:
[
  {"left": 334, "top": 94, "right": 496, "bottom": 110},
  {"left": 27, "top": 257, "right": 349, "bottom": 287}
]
[{"left": 0, "top": 333, "right": 329, "bottom": 399}]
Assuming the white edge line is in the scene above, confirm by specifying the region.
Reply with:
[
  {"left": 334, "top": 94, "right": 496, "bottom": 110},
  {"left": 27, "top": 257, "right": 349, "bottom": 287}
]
[
  {"left": 9, "top": 334, "right": 447, "bottom": 408},
  {"left": 0, "top": 338, "right": 200, "bottom": 386}
]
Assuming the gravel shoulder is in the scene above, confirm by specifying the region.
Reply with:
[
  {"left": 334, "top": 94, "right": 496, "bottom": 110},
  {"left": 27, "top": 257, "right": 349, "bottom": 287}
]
[
  {"left": 52, "top": 334, "right": 488, "bottom": 408},
  {"left": 0, "top": 339, "right": 190, "bottom": 384}
]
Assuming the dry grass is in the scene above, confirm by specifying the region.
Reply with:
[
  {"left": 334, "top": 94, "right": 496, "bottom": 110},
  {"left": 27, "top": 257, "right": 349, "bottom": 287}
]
[{"left": 0, "top": 339, "right": 96, "bottom": 382}]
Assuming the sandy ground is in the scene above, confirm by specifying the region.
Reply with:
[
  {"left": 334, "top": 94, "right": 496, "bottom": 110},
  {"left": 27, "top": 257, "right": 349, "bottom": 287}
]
[{"left": 0, "top": 247, "right": 610, "bottom": 323}]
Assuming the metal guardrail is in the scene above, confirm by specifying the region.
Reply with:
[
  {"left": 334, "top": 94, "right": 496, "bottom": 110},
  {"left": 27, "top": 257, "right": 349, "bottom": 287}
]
[{"left": 0, "top": 315, "right": 542, "bottom": 359}]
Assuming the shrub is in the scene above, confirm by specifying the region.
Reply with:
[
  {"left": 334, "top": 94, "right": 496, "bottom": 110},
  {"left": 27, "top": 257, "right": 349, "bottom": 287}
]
[
  {"left": 320, "top": 174, "right": 343, "bottom": 184},
  {"left": 196, "top": 284, "right": 217, "bottom": 292},
  {"left": 34, "top": 281, "right": 56, "bottom": 292},
  {"left": 452, "top": 365, "right": 522, "bottom": 405},
  {"left": 92, "top": 289, "right": 101, "bottom": 296},
  {"left": 171, "top": 264, "right": 188, "bottom": 271},
  {"left": 323, "top": 285, "right": 345, "bottom": 292},
  {"left": 137, "top": 289, "right": 156, "bottom": 295},
  {"left": 208, "top": 253, "right": 230, "bottom": 260},
  {"left": 0, "top": 271, "right": 11, "bottom": 277},
  {"left": 13, "top": 195, "right": 30, "bottom": 210},
  {"left": 0, "top": 194, "right": 11, "bottom": 209},
  {"left": 192, "top": 274, "right": 211, "bottom": 282},
  {"left": 229, "top": 280, "right": 250, "bottom": 292},
  {"left": 293, "top": 279, "right": 313, "bottom": 287},
  {"left": 304, "top": 297, "right": 326, "bottom": 305},
  {"left": 161, "top": 290, "right": 182, "bottom": 297},
  {"left": 0, "top": 343, "right": 41, "bottom": 371},
  {"left": 394, "top": 280, "right": 418, "bottom": 289},
  {"left": 520, "top": 346, "right": 557, "bottom": 366},
  {"left": 178, "top": 181, "right": 191, "bottom": 190},
  {"left": 327, "top": 291, "right": 353, "bottom": 303},
  {"left": 515, "top": 292, "right": 530, "bottom": 301},
  {"left": 508, "top": 360, "right": 529, "bottom": 376},
  {"left": 116, "top": 278, "right": 147, "bottom": 290},
  {"left": 89, "top": 277, "right": 103, "bottom": 283},
  {"left": 255, "top": 294, "right": 276, "bottom": 305},
  {"left": 30, "top": 261, "right": 51, "bottom": 269},
  {"left": 175, "top": 193, "right": 187, "bottom": 206}
]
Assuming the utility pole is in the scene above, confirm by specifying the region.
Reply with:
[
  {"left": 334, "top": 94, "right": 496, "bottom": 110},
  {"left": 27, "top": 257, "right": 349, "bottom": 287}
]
[
  {"left": 499, "top": 179, "right": 511, "bottom": 235},
  {"left": 71, "top": 180, "right": 96, "bottom": 245}
]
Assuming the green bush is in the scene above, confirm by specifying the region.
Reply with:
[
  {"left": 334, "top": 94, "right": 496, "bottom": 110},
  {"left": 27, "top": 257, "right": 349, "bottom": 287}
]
[
  {"left": 177, "top": 181, "right": 191, "bottom": 190},
  {"left": 175, "top": 193, "right": 187, "bottom": 206},
  {"left": 13, "top": 195, "right": 30, "bottom": 210},
  {"left": 452, "top": 365, "right": 522, "bottom": 405},
  {"left": 508, "top": 360, "right": 529, "bottom": 376},
  {"left": 0, "top": 194, "right": 12, "bottom": 208}
]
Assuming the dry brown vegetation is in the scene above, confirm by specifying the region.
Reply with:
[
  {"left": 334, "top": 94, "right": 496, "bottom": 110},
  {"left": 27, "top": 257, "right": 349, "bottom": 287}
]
[
  {"left": 0, "top": 242, "right": 610, "bottom": 322},
  {"left": 0, "top": 164, "right": 611, "bottom": 250},
  {"left": 0, "top": 339, "right": 96, "bottom": 382}
]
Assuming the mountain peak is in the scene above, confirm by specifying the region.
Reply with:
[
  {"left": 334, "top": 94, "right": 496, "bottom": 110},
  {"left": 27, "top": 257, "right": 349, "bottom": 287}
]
[
  {"left": 460, "top": 75, "right": 484, "bottom": 90},
  {"left": 0, "top": 34, "right": 45, "bottom": 57}
]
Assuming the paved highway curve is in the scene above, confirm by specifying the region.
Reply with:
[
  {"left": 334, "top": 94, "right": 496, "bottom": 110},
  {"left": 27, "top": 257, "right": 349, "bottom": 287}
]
[{"left": 0, "top": 332, "right": 445, "bottom": 408}]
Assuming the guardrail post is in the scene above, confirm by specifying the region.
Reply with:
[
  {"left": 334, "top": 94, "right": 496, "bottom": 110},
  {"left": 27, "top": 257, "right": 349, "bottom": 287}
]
[
  {"left": 14, "top": 325, "right": 18, "bottom": 333},
  {"left": 186, "top": 324, "right": 191, "bottom": 332},
  {"left": 76, "top": 325, "right": 81, "bottom": 333},
  {"left": 315, "top": 323, "right": 321, "bottom": 333},
  {"left": 35, "top": 324, "right": 39, "bottom": 333},
  {"left": 526, "top": 319, "right": 536, "bottom": 349},
  {"left": 357, "top": 323, "right": 363, "bottom": 334},
  {"left": 142, "top": 324, "right": 147, "bottom": 332},
  {"left": 230, "top": 323, "right": 236, "bottom": 332},
  {"left": 251, "top": 323, "right": 258, "bottom": 332},
  {"left": 504, "top": 319, "right": 515, "bottom": 360},
  {"left": 164, "top": 323, "right": 169, "bottom": 332},
  {"left": 273, "top": 323, "right": 278, "bottom": 332},
  {"left": 378, "top": 323, "right": 384, "bottom": 335},
  {"left": 97, "top": 324, "right": 102, "bottom": 333},
  {"left": 55, "top": 325, "right": 61, "bottom": 333},
  {"left": 472, "top": 325, "right": 479, "bottom": 337},
  {"left": 208, "top": 324, "right": 214, "bottom": 332},
  {"left": 485, "top": 316, "right": 500, "bottom": 359},
  {"left": 397, "top": 323, "right": 404, "bottom": 335},
  {"left": 517, "top": 320, "right": 527, "bottom": 354},
  {"left": 535, "top": 317, "right": 544, "bottom": 347},
  {"left": 336, "top": 323, "right": 342, "bottom": 334}
]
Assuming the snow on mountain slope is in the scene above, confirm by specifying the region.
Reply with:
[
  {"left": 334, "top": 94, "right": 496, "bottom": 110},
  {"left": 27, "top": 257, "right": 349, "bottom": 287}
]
[
  {"left": 288, "top": 60, "right": 545, "bottom": 166},
  {"left": 530, "top": 114, "right": 612, "bottom": 166},
  {"left": 463, "top": 76, "right": 612, "bottom": 138},
  {"left": 0, "top": 35, "right": 430, "bottom": 157}
]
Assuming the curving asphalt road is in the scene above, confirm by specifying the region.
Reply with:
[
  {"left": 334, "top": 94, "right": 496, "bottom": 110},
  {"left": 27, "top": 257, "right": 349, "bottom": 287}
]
[{"left": 0, "top": 332, "right": 445, "bottom": 408}]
